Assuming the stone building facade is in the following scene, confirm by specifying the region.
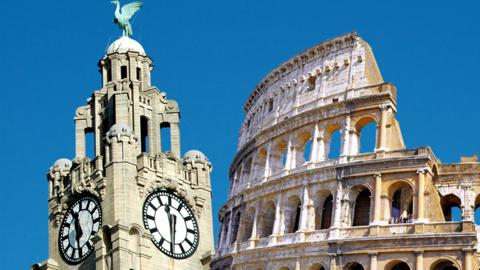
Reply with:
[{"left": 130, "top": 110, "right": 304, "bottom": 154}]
[
  {"left": 211, "top": 33, "right": 479, "bottom": 270},
  {"left": 32, "top": 37, "right": 214, "bottom": 270}
]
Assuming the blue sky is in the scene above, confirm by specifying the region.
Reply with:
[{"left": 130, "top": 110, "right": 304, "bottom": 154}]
[{"left": 1, "top": 0, "right": 480, "bottom": 268}]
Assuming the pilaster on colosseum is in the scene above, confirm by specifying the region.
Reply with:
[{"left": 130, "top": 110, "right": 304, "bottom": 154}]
[{"left": 212, "top": 32, "right": 480, "bottom": 270}]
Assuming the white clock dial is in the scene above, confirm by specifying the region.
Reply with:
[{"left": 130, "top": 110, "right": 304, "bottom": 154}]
[
  {"left": 143, "top": 190, "right": 199, "bottom": 259},
  {"left": 58, "top": 196, "right": 102, "bottom": 264}
]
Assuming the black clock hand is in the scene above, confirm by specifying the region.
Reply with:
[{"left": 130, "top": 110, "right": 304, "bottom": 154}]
[
  {"left": 165, "top": 206, "right": 175, "bottom": 252},
  {"left": 73, "top": 212, "right": 83, "bottom": 248}
]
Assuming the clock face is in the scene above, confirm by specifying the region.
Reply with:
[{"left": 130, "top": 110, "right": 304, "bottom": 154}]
[
  {"left": 143, "top": 190, "right": 199, "bottom": 259},
  {"left": 58, "top": 196, "right": 102, "bottom": 264}
]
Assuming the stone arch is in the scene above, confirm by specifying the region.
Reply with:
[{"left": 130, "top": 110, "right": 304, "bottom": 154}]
[
  {"left": 294, "top": 129, "right": 314, "bottom": 165},
  {"left": 128, "top": 227, "right": 141, "bottom": 269},
  {"left": 230, "top": 210, "right": 241, "bottom": 244},
  {"left": 344, "top": 262, "right": 365, "bottom": 270},
  {"left": 284, "top": 195, "right": 302, "bottom": 234},
  {"left": 324, "top": 123, "right": 342, "bottom": 160},
  {"left": 314, "top": 190, "right": 334, "bottom": 230},
  {"left": 441, "top": 194, "right": 463, "bottom": 222},
  {"left": 242, "top": 157, "right": 254, "bottom": 185},
  {"left": 239, "top": 206, "right": 256, "bottom": 242},
  {"left": 349, "top": 185, "right": 372, "bottom": 226},
  {"left": 351, "top": 115, "right": 378, "bottom": 155},
  {"left": 429, "top": 258, "right": 461, "bottom": 270},
  {"left": 270, "top": 138, "right": 288, "bottom": 173},
  {"left": 279, "top": 267, "right": 292, "bottom": 270},
  {"left": 309, "top": 263, "right": 327, "bottom": 270},
  {"left": 387, "top": 180, "right": 414, "bottom": 224},
  {"left": 258, "top": 200, "right": 276, "bottom": 238},
  {"left": 385, "top": 260, "right": 412, "bottom": 270},
  {"left": 253, "top": 147, "right": 268, "bottom": 180}
]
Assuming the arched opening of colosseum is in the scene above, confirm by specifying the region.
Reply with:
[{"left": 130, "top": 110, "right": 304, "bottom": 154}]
[
  {"left": 284, "top": 195, "right": 302, "bottom": 234},
  {"left": 352, "top": 187, "right": 371, "bottom": 226},
  {"left": 309, "top": 263, "right": 326, "bottom": 270},
  {"left": 234, "top": 165, "right": 242, "bottom": 190},
  {"left": 388, "top": 182, "right": 414, "bottom": 224},
  {"left": 352, "top": 116, "right": 378, "bottom": 155},
  {"left": 344, "top": 262, "right": 365, "bottom": 270},
  {"left": 270, "top": 139, "right": 288, "bottom": 173},
  {"left": 219, "top": 212, "right": 230, "bottom": 246},
  {"left": 279, "top": 267, "right": 291, "bottom": 270},
  {"left": 230, "top": 211, "right": 241, "bottom": 244},
  {"left": 258, "top": 200, "right": 276, "bottom": 238},
  {"left": 314, "top": 191, "right": 334, "bottom": 230},
  {"left": 386, "top": 260, "right": 411, "bottom": 270},
  {"left": 475, "top": 194, "right": 480, "bottom": 225},
  {"left": 295, "top": 130, "right": 313, "bottom": 165},
  {"left": 253, "top": 148, "right": 268, "bottom": 180},
  {"left": 325, "top": 124, "right": 342, "bottom": 160},
  {"left": 239, "top": 207, "right": 256, "bottom": 242},
  {"left": 242, "top": 158, "right": 253, "bottom": 185},
  {"left": 441, "top": 194, "right": 463, "bottom": 222},
  {"left": 430, "top": 259, "right": 459, "bottom": 270}
]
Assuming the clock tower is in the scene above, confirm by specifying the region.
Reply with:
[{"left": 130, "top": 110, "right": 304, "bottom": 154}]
[{"left": 31, "top": 34, "right": 214, "bottom": 270}]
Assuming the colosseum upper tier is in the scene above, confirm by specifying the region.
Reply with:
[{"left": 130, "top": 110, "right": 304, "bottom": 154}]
[{"left": 211, "top": 32, "right": 480, "bottom": 270}]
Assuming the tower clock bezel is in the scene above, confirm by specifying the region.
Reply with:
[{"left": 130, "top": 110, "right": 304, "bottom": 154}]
[
  {"left": 58, "top": 194, "right": 103, "bottom": 265},
  {"left": 142, "top": 189, "right": 200, "bottom": 259}
]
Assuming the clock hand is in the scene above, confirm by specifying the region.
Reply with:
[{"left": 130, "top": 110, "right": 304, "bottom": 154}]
[
  {"left": 165, "top": 206, "right": 175, "bottom": 252},
  {"left": 72, "top": 212, "right": 82, "bottom": 248}
]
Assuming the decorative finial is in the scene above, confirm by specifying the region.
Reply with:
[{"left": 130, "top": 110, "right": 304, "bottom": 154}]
[{"left": 111, "top": 0, "right": 143, "bottom": 37}]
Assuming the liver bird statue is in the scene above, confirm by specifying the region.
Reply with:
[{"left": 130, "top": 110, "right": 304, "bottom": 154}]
[{"left": 112, "top": 0, "right": 143, "bottom": 37}]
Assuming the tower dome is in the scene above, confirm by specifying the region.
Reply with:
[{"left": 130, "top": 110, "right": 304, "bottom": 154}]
[{"left": 107, "top": 36, "right": 146, "bottom": 55}]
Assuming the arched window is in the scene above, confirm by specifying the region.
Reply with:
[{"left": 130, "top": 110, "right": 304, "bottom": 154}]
[
  {"left": 441, "top": 194, "right": 462, "bottom": 222},
  {"left": 254, "top": 148, "right": 268, "bottom": 180},
  {"left": 352, "top": 117, "right": 377, "bottom": 155},
  {"left": 295, "top": 131, "right": 312, "bottom": 166},
  {"left": 271, "top": 140, "right": 287, "bottom": 173},
  {"left": 386, "top": 261, "right": 411, "bottom": 270},
  {"left": 230, "top": 211, "right": 241, "bottom": 244},
  {"left": 258, "top": 201, "right": 276, "bottom": 238},
  {"left": 353, "top": 188, "right": 371, "bottom": 226},
  {"left": 388, "top": 182, "right": 414, "bottom": 224},
  {"left": 344, "top": 262, "right": 365, "bottom": 270},
  {"left": 284, "top": 196, "right": 301, "bottom": 234},
  {"left": 309, "top": 264, "right": 325, "bottom": 270},
  {"left": 430, "top": 260, "right": 459, "bottom": 270},
  {"left": 325, "top": 124, "right": 342, "bottom": 159},
  {"left": 475, "top": 194, "right": 480, "bottom": 225},
  {"left": 239, "top": 207, "right": 256, "bottom": 242},
  {"left": 321, "top": 194, "right": 333, "bottom": 229}
]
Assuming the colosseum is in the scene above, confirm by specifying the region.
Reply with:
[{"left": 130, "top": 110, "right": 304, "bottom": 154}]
[{"left": 211, "top": 32, "right": 480, "bottom": 270}]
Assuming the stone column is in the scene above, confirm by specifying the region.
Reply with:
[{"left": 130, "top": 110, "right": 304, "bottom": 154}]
[
  {"left": 273, "top": 193, "right": 283, "bottom": 235},
  {"left": 310, "top": 124, "right": 320, "bottom": 162},
  {"left": 378, "top": 105, "right": 388, "bottom": 151},
  {"left": 250, "top": 207, "right": 259, "bottom": 240},
  {"left": 264, "top": 142, "right": 272, "bottom": 178},
  {"left": 225, "top": 208, "right": 234, "bottom": 247},
  {"left": 416, "top": 169, "right": 426, "bottom": 222},
  {"left": 464, "top": 249, "right": 473, "bottom": 270},
  {"left": 170, "top": 122, "right": 181, "bottom": 158},
  {"left": 369, "top": 252, "right": 378, "bottom": 270},
  {"left": 286, "top": 135, "right": 296, "bottom": 169},
  {"left": 299, "top": 186, "right": 310, "bottom": 231},
  {"left": 332, "top": 179, "right": 343, "bottom": 228},
  {"left": 415, "top": 251, "right": 424, "bottom": 270},
  {"left": 341, "top": 115, "right": 351, "bottom": 157},
  {"left": 75, "top": 119, "right": 87, "bottom": 159},
  {"left": 373, "top": 173, "right": 382, "bottom": 224}
]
